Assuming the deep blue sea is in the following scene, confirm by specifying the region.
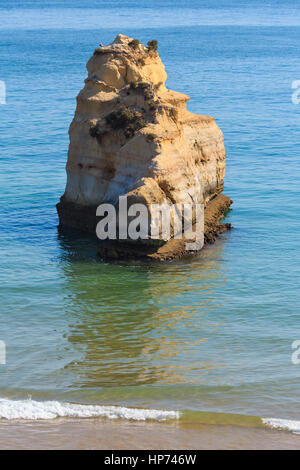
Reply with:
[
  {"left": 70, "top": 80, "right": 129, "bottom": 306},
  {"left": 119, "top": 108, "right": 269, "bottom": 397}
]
[{"left": 1, "top": 0, "right": 300, "bottom": 431}]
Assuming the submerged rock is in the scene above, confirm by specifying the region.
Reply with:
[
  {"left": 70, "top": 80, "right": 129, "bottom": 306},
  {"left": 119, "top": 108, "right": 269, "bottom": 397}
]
[{"left": 57, "top": 34, "right": 231, "bottom": 258}]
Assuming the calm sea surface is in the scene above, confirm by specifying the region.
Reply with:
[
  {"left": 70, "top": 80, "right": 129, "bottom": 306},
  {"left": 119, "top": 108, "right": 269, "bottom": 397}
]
[{"left": 1, "top": 0, "right": 300, "bottom": 443}]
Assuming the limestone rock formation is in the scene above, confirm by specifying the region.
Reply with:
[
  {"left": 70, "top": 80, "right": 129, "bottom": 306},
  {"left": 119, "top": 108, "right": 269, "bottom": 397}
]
[{"left": 57, "top": 34, "right": 230, "bottom": 254}]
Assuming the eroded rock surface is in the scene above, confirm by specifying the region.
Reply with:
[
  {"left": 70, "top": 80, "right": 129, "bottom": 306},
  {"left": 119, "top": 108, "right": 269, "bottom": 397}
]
[{"left": 57, "top": 34, "right": 229, "bottom": 251}]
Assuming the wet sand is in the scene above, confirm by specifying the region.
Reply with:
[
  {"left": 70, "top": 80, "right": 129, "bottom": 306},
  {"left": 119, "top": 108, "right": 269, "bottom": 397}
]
[{"left": 0, "top": 419, "right": 299, "bottom": 450}]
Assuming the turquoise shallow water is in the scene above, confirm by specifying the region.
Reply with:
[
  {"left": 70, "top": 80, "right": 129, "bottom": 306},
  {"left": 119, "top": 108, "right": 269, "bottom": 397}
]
[{"left": 1, "top": 1, "right": 300, "bottom": 425}]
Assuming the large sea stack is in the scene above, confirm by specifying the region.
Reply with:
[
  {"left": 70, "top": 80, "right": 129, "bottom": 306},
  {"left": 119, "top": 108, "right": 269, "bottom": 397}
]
[{"left": 57, "top": 34, "right": 232, "bottom": 260}]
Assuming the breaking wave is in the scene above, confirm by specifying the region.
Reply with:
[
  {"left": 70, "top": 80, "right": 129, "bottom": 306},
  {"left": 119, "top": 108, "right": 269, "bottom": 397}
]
[
  {"left": 0, "top": 398, "right": 179, "bottom": 421},
  {"left": 262, "top": 417, "right": 300, "bottom": 434}
]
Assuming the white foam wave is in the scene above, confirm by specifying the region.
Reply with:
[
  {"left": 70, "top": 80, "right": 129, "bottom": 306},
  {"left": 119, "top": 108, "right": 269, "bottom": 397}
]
[
  {"left": 0, "top": 398, "right": 179, "bottom": 421},
  {"left": 263, "top": 417, "right": 300, "bottom": 433}
]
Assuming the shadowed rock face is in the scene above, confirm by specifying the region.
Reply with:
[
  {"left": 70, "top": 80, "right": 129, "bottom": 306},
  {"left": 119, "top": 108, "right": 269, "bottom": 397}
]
[{"left": 57, "top": 34, "right": 226, "bottom": 242}]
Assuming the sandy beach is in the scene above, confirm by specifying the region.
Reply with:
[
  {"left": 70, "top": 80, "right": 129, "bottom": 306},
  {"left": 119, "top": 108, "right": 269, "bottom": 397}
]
[{"left": 0, "top": 419, "right": 299, "bottom": 450}]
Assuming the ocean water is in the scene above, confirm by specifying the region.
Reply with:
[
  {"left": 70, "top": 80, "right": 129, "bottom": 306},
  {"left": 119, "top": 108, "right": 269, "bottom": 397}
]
[{"left": 1, "top": 0, "right": 300, "bottom": 442}]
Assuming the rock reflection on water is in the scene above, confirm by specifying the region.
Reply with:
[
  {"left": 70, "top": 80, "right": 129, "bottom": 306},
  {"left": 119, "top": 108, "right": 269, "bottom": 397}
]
[{"left": 57, "top": 231, "right": 228, "bottom": 389}]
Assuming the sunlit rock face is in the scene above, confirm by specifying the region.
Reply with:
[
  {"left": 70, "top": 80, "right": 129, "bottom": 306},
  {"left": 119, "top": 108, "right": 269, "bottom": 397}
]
[{"left": 57, "top": 34, "right": 226, "bottom": 241}]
